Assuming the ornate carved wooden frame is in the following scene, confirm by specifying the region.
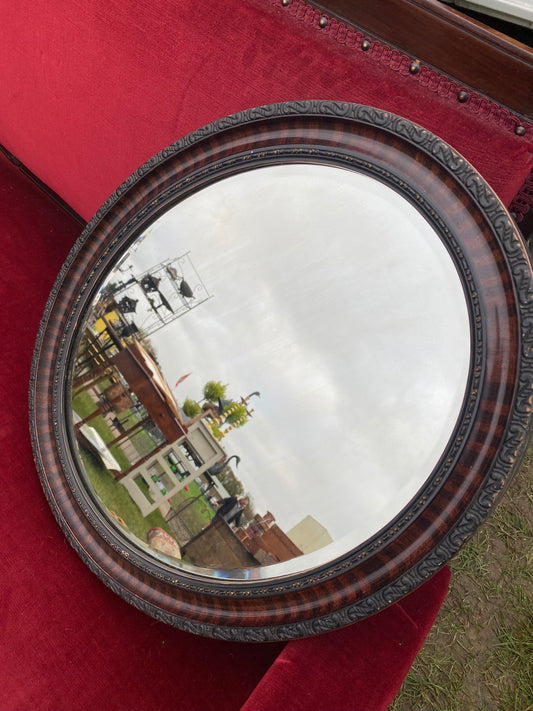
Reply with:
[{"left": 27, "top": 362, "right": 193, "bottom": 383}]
[{"left": 30, "top": 102, "right": 533, "bottom": 641}]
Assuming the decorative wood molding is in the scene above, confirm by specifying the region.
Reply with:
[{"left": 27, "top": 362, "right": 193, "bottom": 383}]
[{"left": 318, "top": 0, "right": 533, "bottom": 118}]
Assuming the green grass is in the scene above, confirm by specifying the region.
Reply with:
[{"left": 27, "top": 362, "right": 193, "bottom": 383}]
[
  {"left": 72, "top": 386, "right": 106, "bottom": 418},
  {"left": 72, "top": 389, "right": 157, "bottom": 471},
  {"left": 73, "top": 385, "right": 211, "bottom": 547},
  {"left": 168, "top": 484, "right": 215, "bottom": 535},
  {"left": 490, "top": 597, "right": 533, "bottom": 711},
  {"left": 134, "top": 475, "right": 155, "bottom": 505},
  {"left": 130, "top": 429, "right": 157, "bottom": 457},
  {"left": 80, "top": 447, "right": 173, "bottom": 542}
]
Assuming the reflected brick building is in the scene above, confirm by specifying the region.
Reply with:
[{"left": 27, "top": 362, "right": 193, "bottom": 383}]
[{"left": 236, "top": 511, "right": 303, "bottom": 565}]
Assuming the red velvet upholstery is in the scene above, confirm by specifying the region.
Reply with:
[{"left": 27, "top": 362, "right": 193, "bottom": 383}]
[
  {"left": 1, "top": 0, "right": 531, "bottom": 221},
  {"left": 1, "top": 1, "right": 531, "bottom": 709},
  {"left": 0, "top": 148, "right": 450, "bottom": 711},
  {"left": 242, "top": 566, "right": 451, "bottom": 711},
  {"left": 0, "top": 151, "right": 284, "bottom": 711}
]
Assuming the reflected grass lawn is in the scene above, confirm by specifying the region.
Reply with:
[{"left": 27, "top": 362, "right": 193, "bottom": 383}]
[
  {"left": 73, "top": 386, "right": 216, "bottom": 547},
  {"left": 79, "top": 447, "right": 173, "bottom": 543},
  {"left": 168, "top": 485, "right": 215, "bottom": 536},
  {"left": 72, "top": 389, "right": 154, "bottom": 470}
]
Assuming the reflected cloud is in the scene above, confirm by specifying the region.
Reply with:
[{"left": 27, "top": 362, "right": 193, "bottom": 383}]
[{"left": 72, "top": 164, "right": 471, "bottom": 577}]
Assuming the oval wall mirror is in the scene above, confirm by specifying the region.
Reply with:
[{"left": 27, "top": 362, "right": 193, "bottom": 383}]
[{"left": 31, "top": 102, "right": 533, "bottom": 641}]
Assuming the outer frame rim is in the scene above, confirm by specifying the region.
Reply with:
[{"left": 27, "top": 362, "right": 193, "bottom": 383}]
[{"left": 30, "top": 101, "right": 533, "bottom": 641}]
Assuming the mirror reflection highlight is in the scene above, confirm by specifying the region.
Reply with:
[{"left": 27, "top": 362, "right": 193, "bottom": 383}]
[{"left": 71, "top": 164, "right": 471, "bottom": 579}]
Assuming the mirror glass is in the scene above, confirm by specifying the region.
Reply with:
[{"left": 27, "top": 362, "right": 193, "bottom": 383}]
[{"left": 71, "top": 163, "right": 471, "bottom": 579}]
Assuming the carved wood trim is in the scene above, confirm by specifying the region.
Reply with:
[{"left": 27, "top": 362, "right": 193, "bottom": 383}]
[{"left": 318, "top": 0, "right": 533, "bottom": 118}]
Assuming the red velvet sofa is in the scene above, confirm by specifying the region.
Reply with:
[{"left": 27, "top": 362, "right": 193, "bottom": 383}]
[{"left": 1, "top": 2, "right": 532, "bottom": 709}]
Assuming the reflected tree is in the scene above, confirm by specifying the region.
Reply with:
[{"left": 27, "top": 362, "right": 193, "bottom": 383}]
[
  {"left": 218, "top": 469, "right": 245, "bottom": 497},
  {"left": 182, "top": 397, "right": 201, "bottom": 418},
  {"left": 203, "top": 380, "right": 227, "bottom": 403}
]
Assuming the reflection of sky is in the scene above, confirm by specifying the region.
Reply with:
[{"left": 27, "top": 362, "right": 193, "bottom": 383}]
[{"left": 105, "top": 164, "right": 471, "bottom": 553}]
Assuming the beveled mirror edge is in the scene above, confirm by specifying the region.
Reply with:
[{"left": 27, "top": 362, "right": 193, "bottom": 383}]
[{"left": 30, "top": 101, "right": 533, "bottom": 641}]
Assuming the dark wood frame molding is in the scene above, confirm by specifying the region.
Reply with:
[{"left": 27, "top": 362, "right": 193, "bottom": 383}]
[
  {"left": 30, "top": 102, "right": 533, "bottom": 640},
  {"left": 318, "top": 0, "right": 533, "bottom": 119}
]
